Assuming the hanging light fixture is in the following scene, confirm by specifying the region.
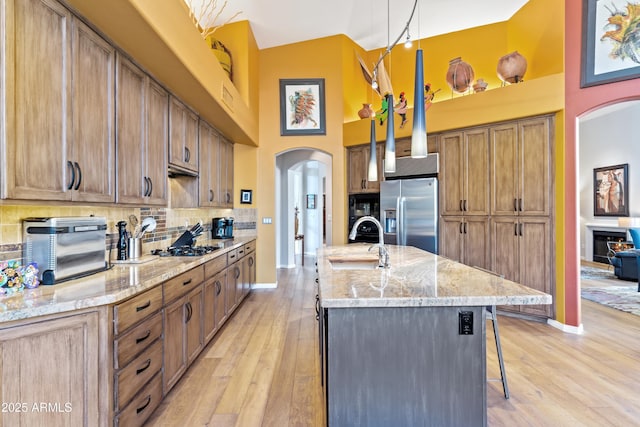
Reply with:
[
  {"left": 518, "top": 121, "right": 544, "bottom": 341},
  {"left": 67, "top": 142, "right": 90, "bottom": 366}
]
[
  {"left": 384, "top": 94, "right": 396, "bottom": 173},
  {"left": 411, "top": 0, "right": 427, "bottom": 158},
  {"left": 367, "top": 118, "right": 378, "bottom": 181}
]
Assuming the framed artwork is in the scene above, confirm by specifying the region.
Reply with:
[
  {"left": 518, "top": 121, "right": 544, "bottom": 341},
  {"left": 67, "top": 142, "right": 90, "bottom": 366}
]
[
  {"left": 306, "top": 194, "right": 316, "bottom": 209},
  {"left": 594, "top": 164, "right": 629, "bottom": 216},
  {"left": 279, "top": 78, "right": 326, "bottom": 136},
  {"left": 581, "top": 0, "right": 640, "bottom": 87},
  {"left": 240, "top": 189, "right": 252, "bottom": 204}
]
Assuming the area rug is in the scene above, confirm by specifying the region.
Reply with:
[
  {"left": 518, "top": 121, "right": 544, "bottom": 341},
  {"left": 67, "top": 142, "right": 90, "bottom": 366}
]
[{"left": 580, "top": 266, "right": 640, "bottom": 316}]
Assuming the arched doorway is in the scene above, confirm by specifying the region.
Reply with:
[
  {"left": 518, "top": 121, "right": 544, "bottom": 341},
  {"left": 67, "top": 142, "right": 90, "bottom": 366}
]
[{"left": 275, "top": 148, "right": 333, "bottom": 268}]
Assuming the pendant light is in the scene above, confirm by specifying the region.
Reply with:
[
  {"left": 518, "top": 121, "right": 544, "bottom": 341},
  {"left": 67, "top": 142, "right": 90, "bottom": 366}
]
[
  {"left": 384, "top": 93, "right": 396, "bottom": 173},
  {"left": 367, "top": 119, "right": 378, "bottom": 181},
  {"left": 411, "top": 0, "right": 427, "bottom": 158}
]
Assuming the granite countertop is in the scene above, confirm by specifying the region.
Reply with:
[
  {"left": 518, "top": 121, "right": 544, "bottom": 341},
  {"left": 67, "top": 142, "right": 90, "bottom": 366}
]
[
  {"left": 317, "top": 244, "right": 552, "bottom": 308},
  {"left": 0, "top": 236, "right": 256, "bottom": 324}
]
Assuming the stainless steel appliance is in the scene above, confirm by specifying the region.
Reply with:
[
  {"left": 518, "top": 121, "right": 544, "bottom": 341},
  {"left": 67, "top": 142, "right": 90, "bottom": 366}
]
[
  {"left": 23, "top": 217, "right": 108, "bottom": 285},
  {"left": 212, "top": 217, "right": 234, "bottom": 239},
  {"left": 348, "top": 193, "right": 380, "bottom": 243},
  {"left": 381, "top": 177, "right": 438, "bottom": 254}
]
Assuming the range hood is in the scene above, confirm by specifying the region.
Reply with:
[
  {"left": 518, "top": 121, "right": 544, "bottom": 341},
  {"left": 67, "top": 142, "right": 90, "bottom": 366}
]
[
  {"left": 168, "top": 164, "right": 198, "bottom": 178},
  {"left": 384, "top": 153, "right": 439, "bottom": 179}
]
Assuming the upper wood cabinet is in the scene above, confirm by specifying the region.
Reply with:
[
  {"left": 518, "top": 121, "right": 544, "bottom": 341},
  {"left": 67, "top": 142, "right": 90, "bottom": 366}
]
[
  {"left": 169, "top": 96, "right": 199, "bottom": 174},
  {"left": 2, "top": 0, "right": 115, "bottom": 202},
  {"left": 116, "top": 54, "right": 168, "bottom": 205},
  {"left": 199, "top": 120, "right": 221, "bottom": 207},
  {"left": 439, "top": 129, "right": 490, "bottom": 216},
  {"left": 490, "top": 117, "right": 552, "bottom": 216},
  {"left": 348, "top": 143, "right": 384, "bottom": 194},
  {"left": 394, "top": 135, "right": 439, "bottom": 158},
  {"left": 219, "top": 137, "right": 234, "bottom": 207}
]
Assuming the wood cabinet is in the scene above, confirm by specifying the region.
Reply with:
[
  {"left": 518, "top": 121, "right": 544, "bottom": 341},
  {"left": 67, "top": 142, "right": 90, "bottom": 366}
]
[
  {"left": 394, "top": 135, "right": 439, "bottom": 158},
  {"left": 2, "top": 0, "right": 115, "bottom": 202},
  {"left": 439, "top": 216, "right": 490, "bottom": 270},
  {"left": 0, "top": 310, "right": 102, "bottom": 426},
  {"left": 225, "top": 250, "right": 241, "bottom": 314},
  {"left": 204, "top": 269, "right": 227, "bottom": 342},
  {"left": 169, "top": 96, "right": 199, "bottom": 174},
  {"left": 116, "top": 54, "right": 168, "bottom": 206},
  {"left": 198, "top": 120, "right": 221, "bottom": 206},
  {"left": 491, "top": 217, "right": 552, "bottom": 317},
  {"left": 439, "top": 128, "right": 489, "bottom": 216},
  {"left": 219, "top": 137, "right": 234, "bottom": 207},
  {"left": 242, "top": 246, "right": 256, "bottom": 298},
  {"left": 348, "top": 143, "right": 384, "bottom": 193},
  {"left": 490, "top": 117, "right": 551, "bottom": 216}
]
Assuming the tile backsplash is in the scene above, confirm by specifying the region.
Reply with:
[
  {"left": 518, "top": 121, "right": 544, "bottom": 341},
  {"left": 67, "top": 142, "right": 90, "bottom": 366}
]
[{"left": 0, "top": 205, "right": 256, "bottom": 263}]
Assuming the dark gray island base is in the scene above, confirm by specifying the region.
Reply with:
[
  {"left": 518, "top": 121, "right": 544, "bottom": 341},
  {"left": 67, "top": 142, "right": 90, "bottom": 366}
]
[{"left": 316, "top": 244, "right": 552, "bottom": 427}]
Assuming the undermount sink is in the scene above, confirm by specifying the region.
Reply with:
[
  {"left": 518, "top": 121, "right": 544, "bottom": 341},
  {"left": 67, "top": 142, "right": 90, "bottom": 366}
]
[{"left": 327, "top": 256, "right": 380, "bottom": 270}]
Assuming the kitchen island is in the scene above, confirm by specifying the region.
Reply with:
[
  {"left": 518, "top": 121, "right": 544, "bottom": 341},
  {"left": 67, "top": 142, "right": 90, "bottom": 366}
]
[{"left": 316, "top": 244, "right": 552, "bottom": 427}]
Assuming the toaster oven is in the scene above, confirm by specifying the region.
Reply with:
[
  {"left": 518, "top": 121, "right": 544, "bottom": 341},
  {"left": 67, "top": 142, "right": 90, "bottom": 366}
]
[{"left": 23, "top": 217, "right": 108, "bottom": 285}]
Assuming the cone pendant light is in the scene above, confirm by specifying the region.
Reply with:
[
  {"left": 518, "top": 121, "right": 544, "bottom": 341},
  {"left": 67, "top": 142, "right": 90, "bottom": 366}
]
[
  {"left": 384, "top": 94, "right": 396, "bottom": 173},
  {"left": 367, "top": 119, "right": 378, "bottom": 181},
  {"left": 411, "top": 49, "right": 427, "bottom": 158}
]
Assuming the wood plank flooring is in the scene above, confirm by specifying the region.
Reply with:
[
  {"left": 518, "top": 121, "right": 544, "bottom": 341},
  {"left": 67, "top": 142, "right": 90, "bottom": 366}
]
[{"left": 146, "top": 259, "right": 640, "bottom": 426}]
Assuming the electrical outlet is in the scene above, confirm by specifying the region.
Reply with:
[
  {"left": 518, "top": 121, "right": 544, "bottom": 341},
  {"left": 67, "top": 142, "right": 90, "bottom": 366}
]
[
  {"left": 262, "top": 217, "right": 272, "bottom": 224},
  {"left": 459, "top": 311, "right": 473, "bottom": 335}
]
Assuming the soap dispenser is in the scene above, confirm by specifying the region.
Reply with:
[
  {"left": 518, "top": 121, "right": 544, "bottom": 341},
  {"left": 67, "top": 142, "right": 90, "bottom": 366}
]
[{"left": 116, "top": 220, "right": 128, "bottom": 260}]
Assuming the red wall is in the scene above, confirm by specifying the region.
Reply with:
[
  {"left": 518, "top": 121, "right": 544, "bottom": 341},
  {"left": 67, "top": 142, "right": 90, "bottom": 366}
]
[{"left": 565, "top": 0, "right": 640, "bottom": 326}]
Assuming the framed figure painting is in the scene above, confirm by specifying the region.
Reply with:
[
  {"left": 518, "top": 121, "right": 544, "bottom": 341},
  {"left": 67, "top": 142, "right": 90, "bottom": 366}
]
[
  {"left": 581, "top": 0, "right": 640, "bottom": 87},
  {"left": 279, "top": 79, "right": 326, "bottom": 136},
  {"left": 594, "top": 164, "right": 629, "bottom": 216}
]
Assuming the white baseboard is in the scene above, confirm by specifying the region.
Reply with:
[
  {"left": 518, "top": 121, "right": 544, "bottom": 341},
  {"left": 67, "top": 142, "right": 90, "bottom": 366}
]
[
  {"left": 251, "top": 282, "right": 278, "bottom": 289},
  {"left": 547, "top": 318, "right": 584, "bottom": 334}
]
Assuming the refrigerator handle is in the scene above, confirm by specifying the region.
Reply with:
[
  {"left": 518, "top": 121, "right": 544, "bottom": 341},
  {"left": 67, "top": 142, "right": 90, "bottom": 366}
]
[{"left": 399, "top": 197, "right": 407, "bottom": 245}]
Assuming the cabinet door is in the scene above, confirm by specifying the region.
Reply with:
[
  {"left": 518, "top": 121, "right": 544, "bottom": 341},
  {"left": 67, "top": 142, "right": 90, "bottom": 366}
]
[
  {"left": 169, "top": 97, "right": 199, "bottom": 173},
  {"left": 224, "top": 138, "right": 234, "bottom": 206},
  {"left": 186, "top": 285, "right": 204, "bottom": 365},
  {"left": 163, "top": 297, "right": 187, "bottom": 393},
  {"left": 225, "top": 264, "right": 238, "bottom": 314},
  {"left": 439, "top": 132, "right": 464, "bottom": 215},
  {"left": 464, "top": 129, "right": 489, "bottom": 215},
  {"left": 519, "top": 117, "right": 551, "bottom": 216},
  {"left": 145, "top": 79, "right": 169, "bottom": 205},
  {"left": 490, "top": 124, "right": 519, "bottom": 216},
  {"left": 214, "top": 270, "right": 227, "bottom": 329},
  {"left": 71, "top": 18, "right": 115, "bottom": 203},
  {"left": 0, "top": 312, "right": 100, "bottom": 426},
  {"left": 439, "top": 216, "right": 464, "bottom": 263},
  {"left": 348, "top": 146, "right": 368, "bottom": 193},
  {"left": 116, "top": 55, "right": 146, "bottom": 204},
  {"left": 518, "top": 218, "right": 552, "bottom": 317},
  {"left": 5, "top": 0, "right": 72, "bottom": 200},
  {"left": 464, "top": 216, "right": 490, "bottom": 270},
  {"left": 235, "top": 261, "right": 244, "bottom": 305},
  {"left": 490, "top": 217, "right": 519, "bottom": 283},
  {"left": 198, "top": 121, "right": 220, "bottom": 207},
  {"left": 244, "top": 252, "right": 255, "bottom": 297}
]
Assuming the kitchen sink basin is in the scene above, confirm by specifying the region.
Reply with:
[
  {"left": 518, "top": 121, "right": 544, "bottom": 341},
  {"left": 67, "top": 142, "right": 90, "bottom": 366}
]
[{"left": 327, "top": 256, "right": 380, "bottom": 270}]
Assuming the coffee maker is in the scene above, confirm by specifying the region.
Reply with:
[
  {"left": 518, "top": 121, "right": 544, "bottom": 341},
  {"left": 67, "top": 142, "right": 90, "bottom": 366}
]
[{"left": 212, "top": 217, "right": 234, "bottom": 239}]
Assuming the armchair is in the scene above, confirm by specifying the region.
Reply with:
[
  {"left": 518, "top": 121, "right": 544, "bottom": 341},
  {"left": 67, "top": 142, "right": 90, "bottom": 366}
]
[{"left": 610, "top": 228, "right": 640, "bottom": 281}]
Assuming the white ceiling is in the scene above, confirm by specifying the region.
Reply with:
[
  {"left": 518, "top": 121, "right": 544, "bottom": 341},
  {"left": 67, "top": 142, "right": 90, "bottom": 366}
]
[{"left": 193, "top": 0, "right": 530, "bottom": 50}]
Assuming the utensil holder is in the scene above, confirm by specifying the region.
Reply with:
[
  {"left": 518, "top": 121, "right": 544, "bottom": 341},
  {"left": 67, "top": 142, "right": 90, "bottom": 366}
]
[{"left": 127, "top": 238, "right": 142, "bottom": 259}]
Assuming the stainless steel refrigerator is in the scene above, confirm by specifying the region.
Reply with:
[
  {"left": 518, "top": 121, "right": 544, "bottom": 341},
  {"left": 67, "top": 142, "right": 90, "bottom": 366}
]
[{"left": 380, "top": 177, "right": 438, "bottom": 254}]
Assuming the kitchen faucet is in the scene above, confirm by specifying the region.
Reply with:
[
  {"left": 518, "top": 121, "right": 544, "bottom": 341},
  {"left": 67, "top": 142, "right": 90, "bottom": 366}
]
[{"left": 348, "top": 216, "right": 389, "bottom": 268}]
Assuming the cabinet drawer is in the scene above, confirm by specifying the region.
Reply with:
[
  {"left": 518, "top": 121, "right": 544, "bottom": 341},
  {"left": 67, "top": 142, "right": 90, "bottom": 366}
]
[
  {"left": 204, "top": 254, "right": 227, "bottom": 278},
  {"left": 163, "top": 266, "right": 204, "bottom": 304},
  {"left": 114, "top": 286, "right": 163, "bottom": 335},
  {"left": 114, "top": 311, "right": 163, "bottom": 369},
  {"left": 115, "top": 338, "right": 162, "bottom": 411},
  {"left": 244, "top": 240, "right": 255, "bottom": 253},
  {"left": 237, "top": 245, "right": 246, "bottom": 258},
  {"left": 115, "top": 372, "right": 162, "bottom": 427},
  {"left": 227, "top": 248, "right": 239, "bottom": 264}
]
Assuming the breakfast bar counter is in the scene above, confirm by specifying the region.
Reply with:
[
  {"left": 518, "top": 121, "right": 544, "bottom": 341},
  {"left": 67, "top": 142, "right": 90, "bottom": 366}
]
[{"left": 316, "top": 244, "right": 551, "bottom": 427}]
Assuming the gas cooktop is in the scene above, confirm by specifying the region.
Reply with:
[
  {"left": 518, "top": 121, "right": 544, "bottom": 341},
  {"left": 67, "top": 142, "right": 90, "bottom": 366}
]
[{"left": 151, "top": 245, "right": 220, "bottom": 257}]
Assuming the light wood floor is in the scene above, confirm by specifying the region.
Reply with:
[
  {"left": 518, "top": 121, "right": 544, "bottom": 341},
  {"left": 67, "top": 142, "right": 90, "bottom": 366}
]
[{"left": 146, "top": 259, "right": 640, "bottom": 426}]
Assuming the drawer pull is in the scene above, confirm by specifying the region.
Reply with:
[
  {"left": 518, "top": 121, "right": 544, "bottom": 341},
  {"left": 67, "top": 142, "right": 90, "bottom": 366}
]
[
  {"left": 136, "top": 300, "right": 151, "bottom": 312},
  {"left": 135, "top": 330, "right": 151, "bottom": 344},
  {"left": 136, "top": 396, "right": 152, "bottom": 414},
  {"left": 136, "top": 359, "right": 152, "bottom": 375},
  {"left": 183, "top": 279, "right": 192, "bottom": 286},
  {"left": 215, "top": 280, "right": 222, "bottom": 295}
]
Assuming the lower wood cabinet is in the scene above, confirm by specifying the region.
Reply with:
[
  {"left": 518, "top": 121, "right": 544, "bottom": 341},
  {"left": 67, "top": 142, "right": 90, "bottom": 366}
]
[
  {"left": 0, "top": 310, "right": 103, "bottom": 427},
  {"left": 439, "top": 216, "right": 490, "bottom": 270},
  {"left": 204, "top": 269, "right": 227, "bottom": 342}
]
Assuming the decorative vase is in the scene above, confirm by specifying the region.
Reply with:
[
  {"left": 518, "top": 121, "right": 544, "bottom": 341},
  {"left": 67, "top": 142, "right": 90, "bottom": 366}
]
[
  {"left": 473, "top": 78, "right": 488, "bottom": 93},
  {"left": 446, "top": 57, "right": 474, "bottom": 93},
  {"left": 358, "top": 103, "right": 375, "bottom": 119},
  {"left": 497, "top": 51, "right": 527, "bottom": 84}
]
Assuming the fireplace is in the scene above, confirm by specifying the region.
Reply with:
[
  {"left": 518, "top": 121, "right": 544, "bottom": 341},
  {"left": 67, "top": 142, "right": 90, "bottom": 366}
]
[{"left": 592, "top": 230, "right": 627, "bottom": 264}]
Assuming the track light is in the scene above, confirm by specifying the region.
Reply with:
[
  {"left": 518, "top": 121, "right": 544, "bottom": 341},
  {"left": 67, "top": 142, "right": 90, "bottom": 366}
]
[{"left": 404, "top": 32, "right": 412, "bottom": 48}]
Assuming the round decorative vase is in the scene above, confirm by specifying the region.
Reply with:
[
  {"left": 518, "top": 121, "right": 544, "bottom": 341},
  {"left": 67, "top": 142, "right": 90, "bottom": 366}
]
[
  {"left": 473, "top": 78, "right": 488, "bottom": 93},
  {"left": 497, "top": 51, "right": 527, "bottom": 84},
  {"left": 446, "top": 57, "right": 475, "bottom": 93},
  {"left": 358, "top": 103, "right": 375, "bottom": 119}
]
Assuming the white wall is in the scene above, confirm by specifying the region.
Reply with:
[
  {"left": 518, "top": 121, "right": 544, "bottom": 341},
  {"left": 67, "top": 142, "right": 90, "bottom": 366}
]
[{"left": 578, "top": 100, "right": 640, "bottom": 258}]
